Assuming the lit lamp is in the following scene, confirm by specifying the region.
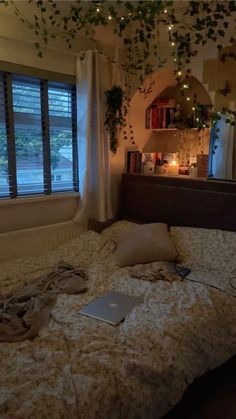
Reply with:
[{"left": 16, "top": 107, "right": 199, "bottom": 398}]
[{"left": 168, "top": 159, "right": 179, "bottom": 176}]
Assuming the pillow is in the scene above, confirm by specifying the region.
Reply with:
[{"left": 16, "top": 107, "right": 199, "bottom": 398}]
[
  {"left": 170, "top": 226, "right": 236, "bottom": 273},
  {"left": 114, "top": 223, "right": 178, "bottom": 267}
]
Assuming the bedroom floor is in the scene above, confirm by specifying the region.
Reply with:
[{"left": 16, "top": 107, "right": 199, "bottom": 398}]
[{"left": 162, "top": 356, "right": 236, "bottom": 419}]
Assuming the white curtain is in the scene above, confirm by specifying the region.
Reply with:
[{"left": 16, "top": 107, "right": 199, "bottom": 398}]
[
  {"left": 73, "top": 50, "right": 114, "bottom": 227},
  {"left": 212, "top": 114, "right": 236, "bottom": 179}
]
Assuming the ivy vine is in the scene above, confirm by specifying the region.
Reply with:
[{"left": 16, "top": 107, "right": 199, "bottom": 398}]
[
  {"left": 6, "top": 0, "right": 236, "bottom": 86},
  {"left": 5, "top": 0, "right": 236, "bottom": 151}
]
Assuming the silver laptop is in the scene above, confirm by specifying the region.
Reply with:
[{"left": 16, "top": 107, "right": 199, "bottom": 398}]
[{"left": 79, "top": 291, "right": 143, "bottom": 326}]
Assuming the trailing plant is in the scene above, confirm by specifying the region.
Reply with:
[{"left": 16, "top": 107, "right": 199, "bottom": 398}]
[
  {"left": 4, "top": 0, "right": 236, "bottom": 151},
  {"left": 6, "top": 0, "right": 236, "bottom": 88},
  {"left": 104, "top": 85, "right": 125, "bottom": 153}
]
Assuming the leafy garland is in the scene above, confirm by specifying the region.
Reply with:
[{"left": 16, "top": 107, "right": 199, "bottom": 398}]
[
  {"left": 5, "top": 0, "right": 236, "bottom": 152},
  {"left": 7, "top": 0, "right": 236, "bottom": 84}
]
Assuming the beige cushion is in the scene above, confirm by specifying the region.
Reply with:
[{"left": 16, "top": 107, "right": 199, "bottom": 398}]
[{"left": 114, "top": 223, "right": 178, "bottom": 267}]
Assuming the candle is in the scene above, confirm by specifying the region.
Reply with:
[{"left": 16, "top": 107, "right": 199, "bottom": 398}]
[{"left": 168, "top": 160, "right": 179, "bottom": 176}]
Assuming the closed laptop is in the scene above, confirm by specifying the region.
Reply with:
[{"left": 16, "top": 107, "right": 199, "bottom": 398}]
[{"left": 79, "top": 291, "right": 143, "bottom": 326}]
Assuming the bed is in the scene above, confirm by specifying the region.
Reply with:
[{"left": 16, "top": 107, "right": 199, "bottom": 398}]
[{"left": 0, "top": 215, "right": 236, "bottom": 418}]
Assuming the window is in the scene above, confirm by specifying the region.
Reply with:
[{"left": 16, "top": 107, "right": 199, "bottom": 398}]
[{"left": 0, "top": 73, "right": 78, "bottom": 198}]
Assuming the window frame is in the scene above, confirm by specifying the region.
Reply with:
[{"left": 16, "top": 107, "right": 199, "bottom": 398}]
[{"left": 0, "top": 69, "right": 78, "bottom": 199}]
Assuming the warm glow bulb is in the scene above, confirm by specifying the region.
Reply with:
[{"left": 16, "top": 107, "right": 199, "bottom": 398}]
[
  {"left": 171, "top": 160, "right": 177, "bottom": 166},
  {"left": 177, "top": 71, "right": 182, "bottom": 76},
  {"left": 121, "top": 16, "right": 124, "bottom": 20},
  {"left": 164, "top": 9, "right": 167, "bottom": 13},
  {"left": 186, "top": 97, "right": 190, "bottom": 101},
  {"left": 174, "top": 58, "right": 177, "bottom": 62},
  {"left": 171, "top": 42, "right": 175, "bottom": 46},
  {"left": 96, "top": 7, "right": 100, "bottom": 12},
  {"left": 168, "top": 25, "right": 172, "bottom": 30},
  {"left": 196, "top": 118, "right": 199, "bottom": 122},
  {"left": 192, "top": 106, "right": 195, "bottom": 111},
  {"left": 108, "top": 15, "right": 112, "bottom": 20}
]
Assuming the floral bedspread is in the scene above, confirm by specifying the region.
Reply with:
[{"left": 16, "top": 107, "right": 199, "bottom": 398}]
[{"left": 0, "top": 222, "right": 236, "bottom": 419}]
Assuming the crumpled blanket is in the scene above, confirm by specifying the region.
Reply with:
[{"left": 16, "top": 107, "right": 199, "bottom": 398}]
[
  {"left": 130, "top": 262, "right": 180, "bottom": 283},
  {"left": 0, "top": 261, "right": 88, "bottom": 342}
]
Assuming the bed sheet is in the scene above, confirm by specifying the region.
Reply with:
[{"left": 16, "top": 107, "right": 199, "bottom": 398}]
[{"left": 0, "top": 225, "right": 235, "bottom": 419}]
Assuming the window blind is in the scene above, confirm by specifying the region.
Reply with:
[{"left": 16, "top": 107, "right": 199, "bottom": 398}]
[
  {"left": 0, "top": 74, "right": 9, "bottom": 197},
  {"left": 48, "top": 83, "right": 77, "bottom": 192},
  {"left": 0, "top": 72, "right": 78, "bottom": 199},
  {"left": 12, "top": 76, "right": 44, "bottom": 195}
]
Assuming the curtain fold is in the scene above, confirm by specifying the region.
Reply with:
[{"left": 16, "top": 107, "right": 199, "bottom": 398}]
[
  {"left": 212, "top": 114, "right": 236, "bottom": 180},
  {"left": 73, "top": 50, "right": 113, "bottom": 227}
]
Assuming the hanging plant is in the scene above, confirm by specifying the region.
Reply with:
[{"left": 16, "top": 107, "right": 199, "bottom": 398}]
[{"left": 104, "top": 85, "right": 125, "bottom": 153}]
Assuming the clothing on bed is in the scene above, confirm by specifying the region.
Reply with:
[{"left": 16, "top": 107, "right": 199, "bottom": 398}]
[{"left": 0, "top": 262, "right": 87, "bottom": 342}]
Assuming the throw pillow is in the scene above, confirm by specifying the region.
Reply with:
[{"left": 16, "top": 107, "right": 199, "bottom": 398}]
[{"left": 115, "top": 223, "right": 178, "bottom": 267}]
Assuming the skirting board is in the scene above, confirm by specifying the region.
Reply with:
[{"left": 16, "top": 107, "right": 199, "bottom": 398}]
[{"left": 0, "top": 220, "right": 83, "bottom": 263}]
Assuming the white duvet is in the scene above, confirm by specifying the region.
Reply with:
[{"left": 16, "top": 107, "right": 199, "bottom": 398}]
[{"left": 0, "top": 221, "right": 235, "bottom": 419}]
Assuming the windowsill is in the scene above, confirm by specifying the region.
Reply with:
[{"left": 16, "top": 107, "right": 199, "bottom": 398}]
[{"left": 0, "top": 192, "right": 80, "bottom": 207}]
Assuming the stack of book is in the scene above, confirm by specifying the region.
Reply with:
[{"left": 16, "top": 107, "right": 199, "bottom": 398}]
[
  {"left": 145, "top": 99, "right": 176, "bottom": 129},
  {"left": 126, "top": 151, "right": 142, "bottom": 173}
]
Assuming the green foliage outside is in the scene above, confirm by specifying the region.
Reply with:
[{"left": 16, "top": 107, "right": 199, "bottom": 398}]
[{"left": 0, "top": 126, "right": 72, "bottom": 177}]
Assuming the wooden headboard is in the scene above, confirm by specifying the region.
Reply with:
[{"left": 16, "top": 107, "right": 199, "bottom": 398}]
[{"left": 120, "top": 173, "right": 236, "bottom": 232}]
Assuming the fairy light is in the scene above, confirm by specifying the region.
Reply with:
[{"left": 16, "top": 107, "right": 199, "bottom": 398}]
[
  {"left": 164, "top": 9, "right": 167, "bottom": 13},
  {"left": 108, "top": 15, "right": 112, "bottom": 20},
  {"left": 171, "top": 42, "right": 175, "bottom": 46},
  {"left": 121, "top": 16, "right": 124, "bottom": 20},
  {"left": 196, "top": 118, "right": 199, "bottom": 122},
  {"left": 192, "top": 106, "right": 195, "bottom": 111},
  {"left": 96, "top": 7, "right": 100, "bottom": 12},
  {"left": 183, "top": 84, "right": 189, "bottom": 89},
  {"left": 168, "top": 25, "right": 172, "bottom": 30},
  {"left": 177, "top": 71, "right": 182, "bottom": 76},
  {"left": 186, "top": 97, "right": 190, "bottom": 101},
  {"left": 174, "top": 58, "right": 177, "bottom": 62}
]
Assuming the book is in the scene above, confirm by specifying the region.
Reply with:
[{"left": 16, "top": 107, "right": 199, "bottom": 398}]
[
  {"left": 197, "top": 154, "right": 208, "bottom": 177},
  {"left": 127, "top": 151, "right": 142, "bottom": 173}
]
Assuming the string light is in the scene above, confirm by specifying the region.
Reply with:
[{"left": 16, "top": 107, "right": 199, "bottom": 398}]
[
  {"left": 171, "top": 42, "right": 175, "bottom": 46},
  {"left": 96, "top": 7, "right": 100, "bottom": 12},
  {"left": 196, "top": 118, "right": 199, "bottom": 122},
  {"left": 164, "top": 9, "right": 167, "bottom": 13},
  {"left": 121, "top": 16, "right": 124, "bottom": 20},
  {"left": 174, "top": 58, "right": 177, "bottom": 62},
  {"left": 192, "top": 106, "right": 195, "bottom": 111},
  {"left": 183, "top": 84, "right": 189, "bottom": 89},
  {"left": 177, "top": 70, "right": 182, "bottom": 76},
  {"left": 108, "top": 15, "right": 112, "bottom": 20},
  {"left": 186, "top": 97, "right": 190, "bottom": 101},
  {"left": 168, "top": 25, "right": 172, "bottom": 30}
]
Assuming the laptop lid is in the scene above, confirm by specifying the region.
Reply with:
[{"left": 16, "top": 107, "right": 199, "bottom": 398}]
[{"left": 79, "top": 291, "right": 143, "bottom": 326}]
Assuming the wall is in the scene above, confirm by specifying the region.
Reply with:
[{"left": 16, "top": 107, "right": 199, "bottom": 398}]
[
  {"left": 128, "top": 70, "right": 212, "bottom": 159},
  {"left": 0, "top": 5, "right": 81, "bottom": 259},
  {"left": 0, "top": 2, "right": 235, "bottom": 252}
]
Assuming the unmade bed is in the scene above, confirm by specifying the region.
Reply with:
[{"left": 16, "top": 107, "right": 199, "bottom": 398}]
[{"left": 0, "top": 220, "right": 235, "bottom": 419}]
